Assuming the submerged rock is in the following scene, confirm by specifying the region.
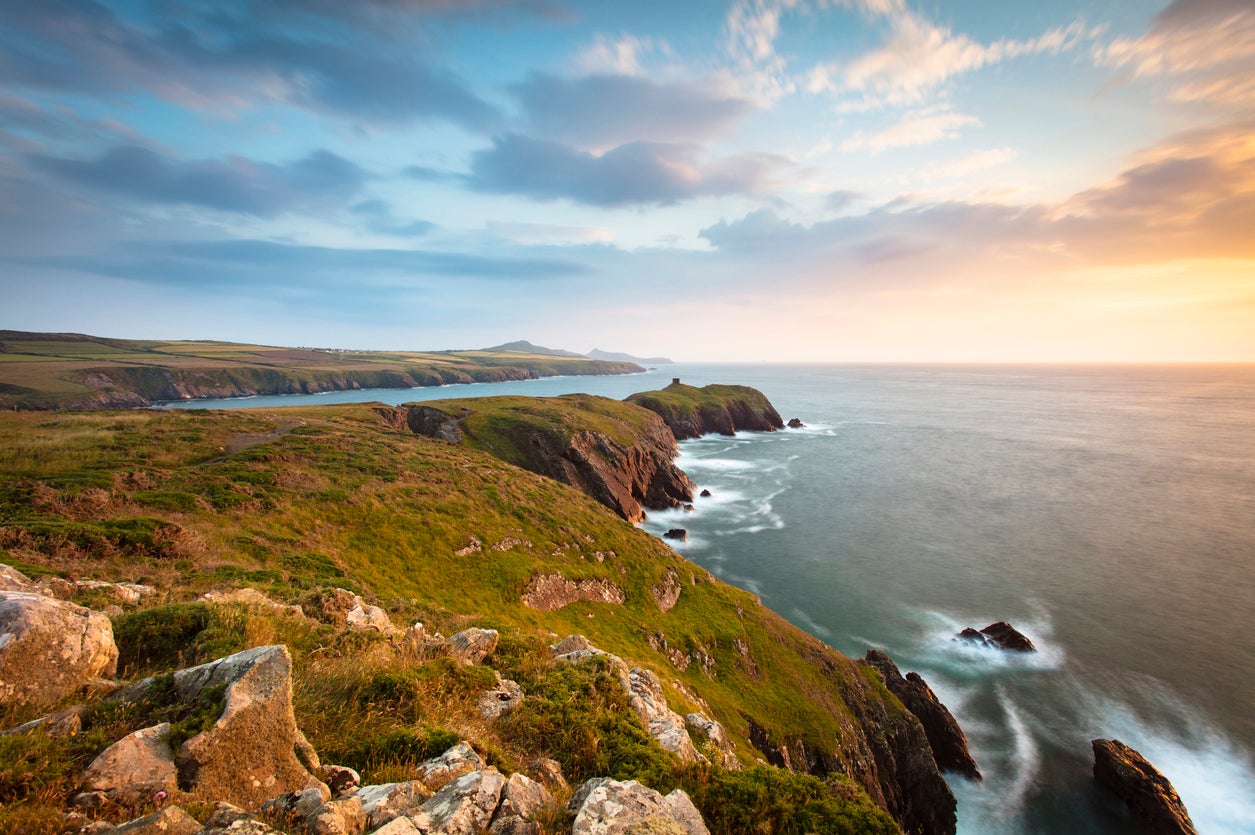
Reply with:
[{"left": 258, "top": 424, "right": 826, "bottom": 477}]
[
  {"left": 955, "top": 621, "right": 1037, "bottom": 652},
  {"left": 663, "top": 529, "right": 688, "bottom": 542},
  {"left": 787, "top": 418, "right": 805, "bottom": 428},
  {"left": 1092, "top": 739, "right": 1197, "bottom": 835},
  {"left": 864, "top": 650, "right": 980, "bottom": 780}
]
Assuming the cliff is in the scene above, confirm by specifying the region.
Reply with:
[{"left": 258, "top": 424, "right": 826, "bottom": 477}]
[
  {"left": 381, "top": 395, "right": 695, "bottom": 522},
  {"left": 0, "top": 331, "right": 643, "bottom": 410},
  {"left": 0, "top": 400, "right": 955, "bottom": 834},
  {"left": 626, "top": 382, "right": 784, "bottom": 440}
]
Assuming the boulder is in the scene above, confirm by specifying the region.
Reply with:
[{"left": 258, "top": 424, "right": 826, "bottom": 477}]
[
  {"left": 81, "top": 722, "right": 178, "bottom": 808},
  {"left": 412, "top": 741, "right": 484, "bottom": 791},
  {"left": 488, "top": 772, "right": 553, "bottom": 834},
  {"left": 200, "top": 802, "right": 282, "bottom": 835},
  {"left": 118, "top": 645, "right": 321, "bottom": 805},
  {"left": 651, "top": 571, "right": 682, "bottom": 613},
  {"left": 112, "top": 806, "right": 202, "bottom": 835},
  {"left": 367, "top": 818, "right": 422, "bottom": 835},
  {"left": 303, "top": 588, "right": 366, "bottom": 626},
  {"left": 408, "top": 769, "right": 507, "bottom": 835},
  {"left": 344, "top": 604, "right": 398, "bottom": 636},
  {"left": 478, "top": 677, "right": 524, "bottom": 719},
  {"left": 320, "top": 764, "right": 361, "bottom": 799},
  {"left": 0, "top": 563, "right": 33, "bottom": 591},
  {"left": 1092, "top": 739, "right": 1197, "bottom": 835},
  {"left": 626, "top": 668, "right": 701, "bottom": 763},
  {"left": 0, "top": 590, "right": 118, "bottom": 707},
  {"left": 685, "top": 713, "right": 740, "bottom": 771},
  {"left": 663, "top": 529, "right": 688, "bottom": 542},
  {"left": 786, "top": 418, "right": 805, "bottom": 428},
  {"left": 864, "top": 650, "right": 980, "bottom": 780},
  {"left": 2, "top": 704, "right": 84, "bottom": 738},
  {"left": 263, "top": 785, "right": 332, "bottom": 823},
  {"left": 357, "top": 782, "right": 431, "bottom": 831},
  {"left": 445, "top": 628, "right": 499, "bottom": 664},
  {"left": 529, "top": 758, "right": 567, "bottom": 792},
  {"left": 200, "top": 588, "right": 304, "bottom": 618},
  {"left": 305, "top": 796, "right": 366, "bottom": 835},
  {"left": 568, "top": 778, "right": 709, "bottom": 835}
]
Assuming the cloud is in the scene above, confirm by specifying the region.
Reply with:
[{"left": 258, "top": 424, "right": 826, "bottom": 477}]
[
  {"left": 349, "top": 200, "right": 436, "bottom": 237},
  {"left": 809, "top": 12, "right": 1091, "bottom": 108},
  {"left": 22, "top": 238, "right": 590, "bottom": 288},
  {"left": 825, "top": 189, "right": 862, "bottom": 210},
  {"left": 1099, "top": 0, "right": 1255, "bottom": 107},
  {"left": 484, "top": 221, "right": 613, "bottom": 245},
  {"left": 32, "top": 146, "right": 365, "bottom": 217},
  {"left": 0, "top": 1, "right": 502, "bottom": 129},
  {"left": 919, "top": 147, "right": 1017, "bottom": 180},
  {"left": 841, "top": 106, "right": 978, "bottom": 152},
  {"left": 572, "top": 34, "right": 670, "bottom": 76},
  {"left": 512, "top": 73, "right": 752, "bottom": 149},
  {"left": 467, "top": 133, "right": 792, "bottom": 207}
]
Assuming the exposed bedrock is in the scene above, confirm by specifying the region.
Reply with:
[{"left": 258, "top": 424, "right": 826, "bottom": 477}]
[
  {"left": 626, "top": 382, "right": 785, "bottom": 440},
  {"left": 1092, "top": 738, "right": 1197, "bottom": 835},
  {"left": 864, "top": 650, "right": 980, "bottom": 780}
]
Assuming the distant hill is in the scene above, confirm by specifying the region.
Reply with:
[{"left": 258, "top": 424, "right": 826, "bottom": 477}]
[
  {"left": 480, "top": 340, "right": 586, "bottom": 358},
  {"left": 587, "top": 348, "right": 674, "bottom": 365}
]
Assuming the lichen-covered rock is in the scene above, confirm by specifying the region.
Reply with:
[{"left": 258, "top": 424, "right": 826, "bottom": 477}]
[
  {"left": 408, "top": 769, "right": 507, "bottom": 835},
  {"left": 320, "top": 764, "right": 361, "bottom": 798},
  {"left": 2, "top": 704, "right": 84, "bottom": 738},
  {"left": 651, "top": 571, "right": 682, "bottom": 613},
  {"left": 521, "top": 573, "right": 626, "bottom": 612},
  {"left": 200, "top": 801, "right": 282, "bottom": 835},
  {"left": 627, "top": 668, "right": 701, "bottom": 763},
  {"left": 200, "top": 588, "right": 304, "bottom": 618},
  {"left": 445, "top": 628, "right": 498, "bottom": 664},
  {"left": 366, "top": 817, "right": 421, "bottom": 835},
  {"left": 306, "top": 796, "right": 366, "bottom": 835},
  {"left": 864, "top": 650, "right": 980, "bottom": 780},
  {"left": 478, "top": 677, "right": 524, "bottom": 719},
  {"left": 413, "top": 742, "right": 484, "bottom": 791},
  {"left": 81, "top": 722, "right": 178, "bottom": 807},
  {"left": 263, "top": 785, "right": 332, "bottom": 824},
  {"left": 357, "top": 782, "right": 431, "bottom": 831},
  {"left": 0, "top": 563, "right": 32, "bottom": 591},
  {"left": 118, "top": 645, "right": 320, "bottom": 805},
  {"left": 685, "top": 713, "right": 740, "bottom": 771},
  {"left": 112, "top": 805, "right": 202, "bottom": 835},
  {"left": 568, "top": 778, "right": 710, "bottom": 835},
  {"left": 0, "top": 590, "right": 118, "bottom": 707},
  {"left": 344, "top": 604, "right": 398, "bottom": 636},
  {"left": 488, "top": 772, "right": 554, "bottom": 835},
  {"left": 1092, "top": 739, "right": 1197, "bottom": 835}
]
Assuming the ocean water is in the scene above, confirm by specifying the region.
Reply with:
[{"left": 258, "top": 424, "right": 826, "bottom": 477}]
[{"left": 168, "top": 363, "right": 1255, "bottom": 833}]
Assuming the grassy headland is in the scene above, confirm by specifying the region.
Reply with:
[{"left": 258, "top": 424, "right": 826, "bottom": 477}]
[
  {"left": 0, "top": 400, "right": 945, "bottom": 833},
  {"left": 0, "top": 331, "right": 643, "bottom": 411}
]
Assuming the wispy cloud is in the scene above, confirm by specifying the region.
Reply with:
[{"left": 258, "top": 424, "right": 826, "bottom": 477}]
[
  {"left": 572, "top": 33, "right": 671, "bottom": 76},
  {"left": 841, "top": 106, "right": 978, "bottom": 152},
  {"left": 919, "top": 147, "right": 1017, "bottom": 180},
  {"left": 1098, "top": 0, "right": 1255, "bottom": 108}
]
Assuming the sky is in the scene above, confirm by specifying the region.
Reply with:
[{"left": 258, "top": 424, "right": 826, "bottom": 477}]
[{"left": 1, "top": 0, "right": 1253, "bottom": 362}]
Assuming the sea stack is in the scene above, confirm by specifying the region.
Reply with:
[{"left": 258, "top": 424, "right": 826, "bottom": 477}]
[{"left": 1092, "top": 739, "right": 1197, "bottom": 835}]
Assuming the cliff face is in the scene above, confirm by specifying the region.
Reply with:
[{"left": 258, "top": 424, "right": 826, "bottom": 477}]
[
  {"left": 626, "top": 382, "right": 784, "bottom": 440},
  {"left": 387, "top": 396, "right": 695, "bottom": 522}
]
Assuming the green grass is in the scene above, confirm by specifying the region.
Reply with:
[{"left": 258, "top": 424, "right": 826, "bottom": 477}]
[{"left": 0, "top": 401, "right": 918, "bottom": 833}]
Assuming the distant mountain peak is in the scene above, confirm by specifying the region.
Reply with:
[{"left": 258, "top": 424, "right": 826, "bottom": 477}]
[
  {"left": 587, "top": 348, "right": 674, "bottom": 365},
  {"left": 481, "top": 340, "right": 585, "bottom": 358}
]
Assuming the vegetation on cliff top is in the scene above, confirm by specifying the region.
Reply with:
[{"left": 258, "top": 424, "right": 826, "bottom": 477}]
[
  {"left": 0, "top": 331, "right": 643, "bottom": 410},
  {"left": 0, "top": 401, "right": 926, "bottom": 832}
]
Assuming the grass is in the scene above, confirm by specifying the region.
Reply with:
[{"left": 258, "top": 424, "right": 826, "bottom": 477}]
[
  {"left": 0, "top": 401, "right": 917, "bottom": 833},
  {"left": 0, "top": 331, "right": 644, "bottom": 410}
]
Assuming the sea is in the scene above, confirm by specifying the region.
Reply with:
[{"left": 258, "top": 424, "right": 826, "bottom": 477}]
[{"left": 165, "top": 363, "right": 1255, "bottom": 834}]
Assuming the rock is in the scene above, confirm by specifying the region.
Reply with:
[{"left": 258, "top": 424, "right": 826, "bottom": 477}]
[
  {"left": 0, "top": 563, "right": 33, "bottom": 591},
  {"left": 304, "top": 588, "right": 367, "bottom": 626},
  {"left": 699, "top": 489, "right": 711, "bottom": 498},
  {"left": 529, "top": 758, "right": 568, "bottom": 792},
  {"left": 1092, "top": 739, "right": 1197, "bottom": 835},
  {"left": 112, "top": 806, "right": 202, "bottom": 835},
  {"left": 550, "top": 634, "right": 599, "bottom": 657},
  {"left": 0, "top": 591, "right": 118, "bottom": 707},
  {"left": 413, "top": 742, "right": 484, "bottom": 792},
  {"left": 320, "top": 764, "right": 361, "bottom": 799},
  {"left": 478, "top": 677, "right": 524, "bottom": 719},
  {"left": 568, "top": 778, "right": 710, "bottom": 835},
  {"left": 685, "top": 713, "right": 740, "bottom": 771},
  {"left": 263, "top": 785, "right": 332, "bottom": 823},
  {"left": 368, "top": 817, "right": 422, "bottom": 835},
  {"left": 488, "top": 772, "right": 553, "bottom": 834},
  {"left": 200, "top": 588, "right": 304, "bottom": 618},
  {"left": 956, "top": 621, "right": 1036, "bottom": 652},
  {"left": 2, "top": 704, "right": 84, "bottom": 738},
  {"left": 69, "top": 580, "right": 157, "bottom": 605},
  {"left": 864, "top": 650, "right": 980, "bottom": 780},
  {"left": 445, "top": 628, "right": 499, "bottom": 664},
  {"left": 663, "top": 529, "right": 688, "bottom": 542},
  {"left": 626, "top": 668, "right": 701, "bottom": 763},
  {"left": 520, "top": 573, "right": 625, "bottom": 612},
  {"left": 344, "top": 604, "right": 398, "bottom": 636},
  {"left": 306, "top": 796, "right": 366, "bottom": 835},
  {"left": 81, "top": 722, "right": 178, "bottom": 807},
  {"left": 404, "top": 405, "right": 465, "bottom": 443},
  {"left": 357, "top": 782, "right": 431, "bottom": 831},
  {"left": 200, "top": 801, "right": 282, "bottom": 835},
  {"left": 786, "top": 418, "right": 805, "bottom": 428},
  {"left": 401, "top": 623, "right": 426, "bottom": 654},
  {"left": 408, "top": 769, "right": 507, "bottom": 835},
  {"left": 651, "top": 571, "right": 682, "bottom": 613},
  {"left": 118, "top": 645, "right": 321, "bottom": 805}
]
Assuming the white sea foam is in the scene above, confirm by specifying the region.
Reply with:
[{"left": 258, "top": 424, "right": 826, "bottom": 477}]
[
  {"left": 911, "top": 609, "right": 1066, "bottom": 677},
  {"left": 789, "top": 608, "right": 834, "bottom": 639}
]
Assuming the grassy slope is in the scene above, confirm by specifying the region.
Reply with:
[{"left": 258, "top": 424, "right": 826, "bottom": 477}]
[
  {"left": 0, "top": 332, "right": 642, "bottom": 409},
  {"left": 0, "top": 404, "right": 906, "bottom": 832}
]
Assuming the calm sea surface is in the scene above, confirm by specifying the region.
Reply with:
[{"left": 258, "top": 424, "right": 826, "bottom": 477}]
[{"left": 167, "top": 364, "right": 1255, "bottom": 834}]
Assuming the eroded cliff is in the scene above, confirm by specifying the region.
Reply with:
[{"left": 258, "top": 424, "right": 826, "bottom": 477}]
[{"left": 626, "top": 382, "right": 785, "bottom": 440}]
